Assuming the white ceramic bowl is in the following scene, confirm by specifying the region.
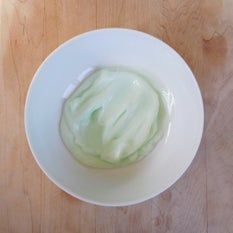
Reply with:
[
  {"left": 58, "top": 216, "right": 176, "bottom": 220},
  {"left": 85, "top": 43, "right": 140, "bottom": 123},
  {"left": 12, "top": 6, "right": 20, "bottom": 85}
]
[{"left": 25, "top": 28, "right": 204, "bottom": 206}]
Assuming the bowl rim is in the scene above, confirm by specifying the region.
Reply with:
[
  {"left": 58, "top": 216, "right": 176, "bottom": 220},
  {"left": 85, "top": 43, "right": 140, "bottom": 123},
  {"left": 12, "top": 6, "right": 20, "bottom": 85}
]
[{"left": 24, "top": 28, "right": 204, "bottom": 206}]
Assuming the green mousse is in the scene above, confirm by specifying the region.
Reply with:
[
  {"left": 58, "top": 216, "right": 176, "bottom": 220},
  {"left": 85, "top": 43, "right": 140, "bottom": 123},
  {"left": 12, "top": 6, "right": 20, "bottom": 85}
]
[{"left": 60, "top": 67, "right": 166, "bottom": 168}]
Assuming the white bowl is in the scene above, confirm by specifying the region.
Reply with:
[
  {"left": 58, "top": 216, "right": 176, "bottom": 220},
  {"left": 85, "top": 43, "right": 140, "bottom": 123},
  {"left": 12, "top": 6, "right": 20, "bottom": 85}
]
[{"left": 25, "top": 28, "right": 204, "bottom": 206}]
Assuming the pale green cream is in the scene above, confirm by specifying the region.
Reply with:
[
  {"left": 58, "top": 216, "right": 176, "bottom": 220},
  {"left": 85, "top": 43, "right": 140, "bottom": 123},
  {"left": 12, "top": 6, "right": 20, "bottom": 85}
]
[{"left": 60, "top": 67, "right": 166, "bottom": 168}]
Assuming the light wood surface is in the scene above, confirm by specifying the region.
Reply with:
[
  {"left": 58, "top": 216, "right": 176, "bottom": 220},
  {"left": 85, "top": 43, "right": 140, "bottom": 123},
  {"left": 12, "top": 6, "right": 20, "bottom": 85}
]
[{"left": 1, "top": 0, "right": 233, "bottom": 232}]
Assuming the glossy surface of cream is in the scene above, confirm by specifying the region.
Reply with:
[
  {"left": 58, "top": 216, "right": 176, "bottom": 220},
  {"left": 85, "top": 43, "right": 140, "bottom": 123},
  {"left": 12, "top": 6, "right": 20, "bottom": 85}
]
[{"left": 60, "top": 68, "right": 166, "bottom": 168}]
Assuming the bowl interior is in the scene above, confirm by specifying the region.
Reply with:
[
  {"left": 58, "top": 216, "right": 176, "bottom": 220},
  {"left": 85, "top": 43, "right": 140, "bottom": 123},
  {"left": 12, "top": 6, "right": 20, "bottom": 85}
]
[{"left": 25, "top": 29, "right": 203, "bottom": 206}]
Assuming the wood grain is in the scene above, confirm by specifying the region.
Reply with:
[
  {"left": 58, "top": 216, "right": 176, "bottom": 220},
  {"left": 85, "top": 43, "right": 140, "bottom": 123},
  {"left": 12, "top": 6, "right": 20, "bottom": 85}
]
[{"left": 1, "top": 0, "right": 233, "bottom": 232}]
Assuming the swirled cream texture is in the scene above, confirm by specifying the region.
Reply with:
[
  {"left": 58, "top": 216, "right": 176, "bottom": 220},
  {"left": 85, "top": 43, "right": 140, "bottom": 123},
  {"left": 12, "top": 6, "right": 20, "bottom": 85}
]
[{"left": 60, "top": 68, "right": 166, "bottom": 168}]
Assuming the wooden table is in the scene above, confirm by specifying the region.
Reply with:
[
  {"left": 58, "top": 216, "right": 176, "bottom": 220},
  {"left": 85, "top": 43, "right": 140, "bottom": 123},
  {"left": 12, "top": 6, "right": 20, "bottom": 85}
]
[{"left": 1, "top": 0, "right": 233, "bottom": 232}]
